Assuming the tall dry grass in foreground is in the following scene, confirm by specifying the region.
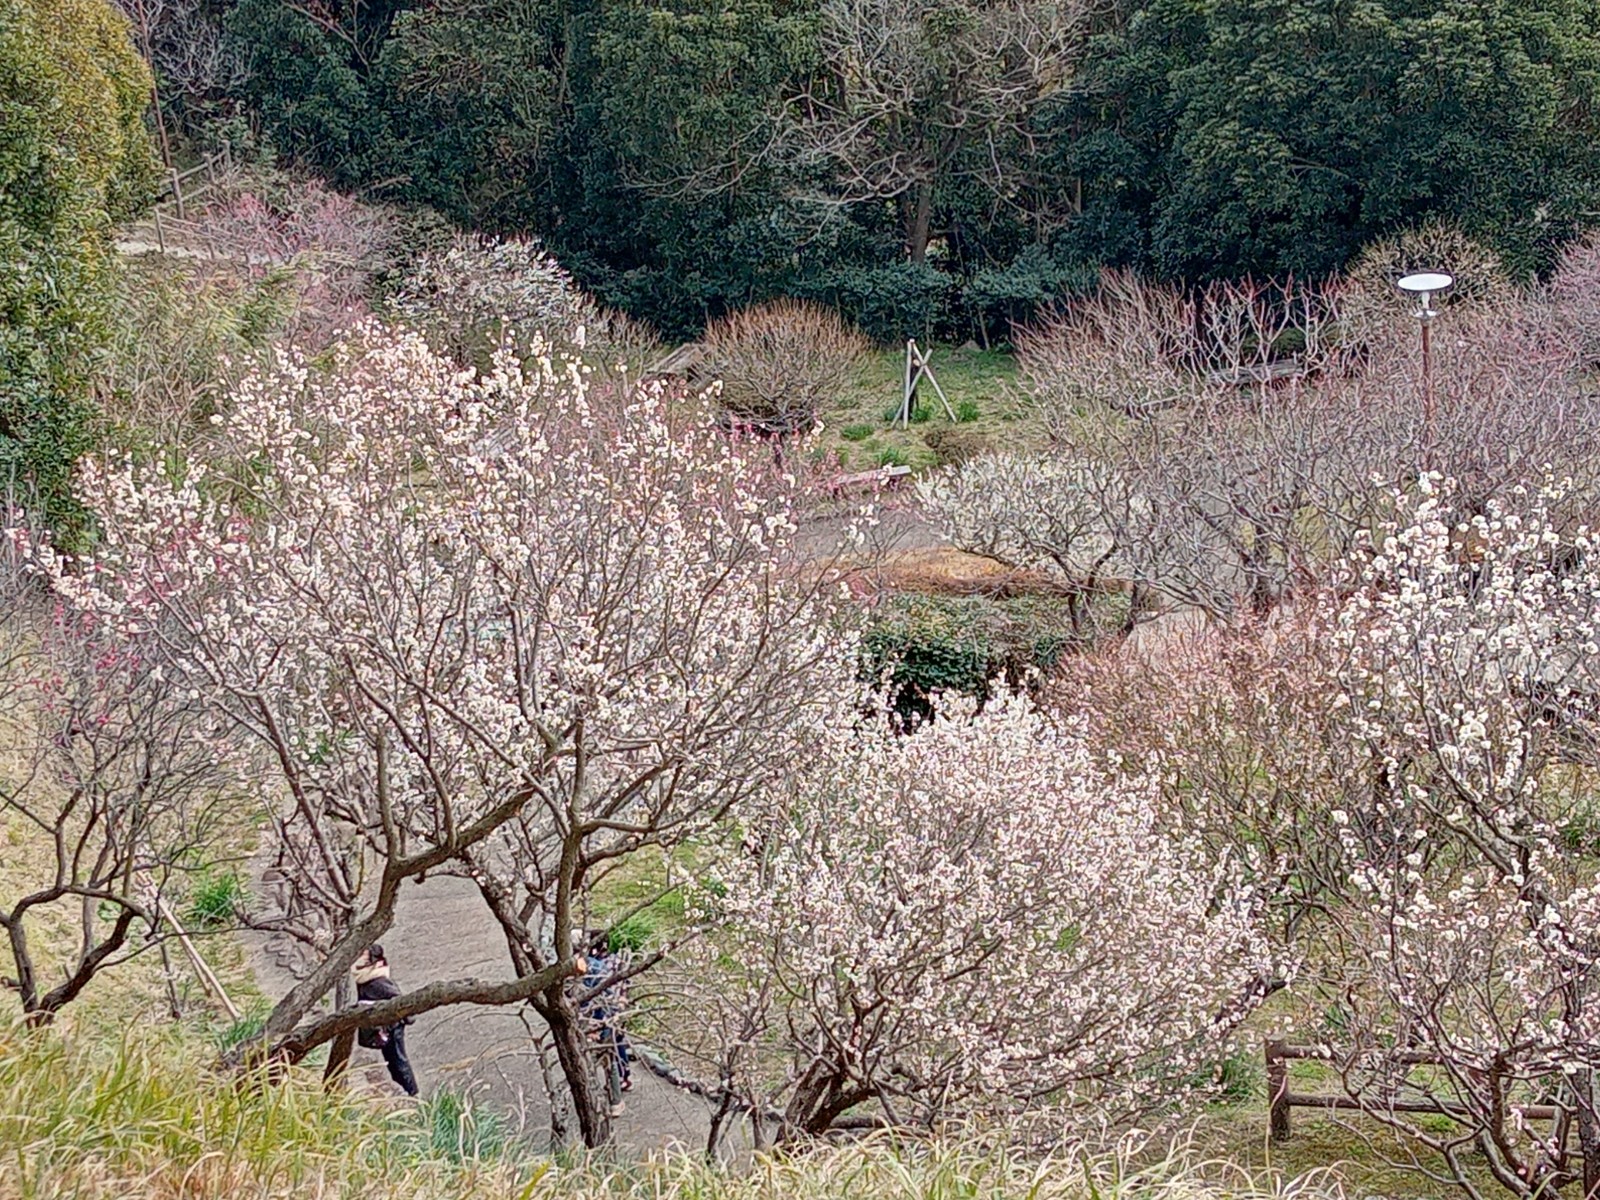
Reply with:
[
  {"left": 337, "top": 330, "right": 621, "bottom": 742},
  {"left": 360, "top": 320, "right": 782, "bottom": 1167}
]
[{"left": 0, "top": 1022, "right": 1344, "bottom": 1200}]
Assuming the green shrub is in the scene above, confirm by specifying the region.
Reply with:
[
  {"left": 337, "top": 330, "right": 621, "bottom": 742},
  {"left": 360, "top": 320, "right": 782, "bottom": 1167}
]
[
  {"left": 840, "top": 422, "right": 875, "bottom": 442},
  {"left": 797, "top": 262, "right": 952, "bottom": 345},
  {"left": 962, "top": 246, "right": 1095, "bottom": 343},
  {"left": 874, "top": 446, "right": 910, "bottom": 468},
  {"left": 0, "top": 0, "right": 158, "bottom": 533},
  {"left": 187, "top": 869, "right": 246, "bottom": 928},
  {"left": 955, "top": 399, "right": 981, "bottom": 423},
  {"left": 860, "top": 594, "right": 1111, "bottom": 723},
  {"left": 864, "top": 612, "right": 987, "bottom": 723}
]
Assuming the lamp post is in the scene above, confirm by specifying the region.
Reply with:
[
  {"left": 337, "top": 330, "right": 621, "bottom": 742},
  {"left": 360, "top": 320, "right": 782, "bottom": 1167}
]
[{"left": 1396, "top": 271, "right": 1454, "bottom": 468}]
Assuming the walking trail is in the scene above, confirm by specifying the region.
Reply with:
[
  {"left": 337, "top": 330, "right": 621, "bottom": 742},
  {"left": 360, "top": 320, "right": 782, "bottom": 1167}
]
[{"left": 246, "top": 871, "right": 727, "bottom": 1154}]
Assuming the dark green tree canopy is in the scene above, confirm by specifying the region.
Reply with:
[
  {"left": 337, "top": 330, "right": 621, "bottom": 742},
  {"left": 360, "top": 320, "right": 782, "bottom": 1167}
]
[{"left": 219, "top": 0, "right": 1600, "bottom": 334}]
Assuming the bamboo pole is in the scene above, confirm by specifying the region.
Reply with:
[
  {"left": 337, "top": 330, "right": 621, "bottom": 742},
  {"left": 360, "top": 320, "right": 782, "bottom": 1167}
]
[
  {"left": 914, "top": 342, "right": 958, "bottom": 421},
  {"left": 154, "top": 894, "right": 240, "bottom": 1021},
  {"left": 901, "top": 340, "right": 915, "bottom": 426}
]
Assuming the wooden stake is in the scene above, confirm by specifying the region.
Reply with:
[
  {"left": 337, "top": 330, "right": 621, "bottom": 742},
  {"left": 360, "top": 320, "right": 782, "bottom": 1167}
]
[
  {"left": 903, "top": 340, "right": 956, "bottom": 423},
  {"left": 155, "top": 894, "right": 240, "bottom": 1021},
  {"left": 1266, "top": 1039, "right": 1290, "bottom": 1141},
  {"left": 901, "top": 340, "right": 915, "bottom": 426},
  {"left": 916, "top": 343, "right": 958, "bottom": 422}
]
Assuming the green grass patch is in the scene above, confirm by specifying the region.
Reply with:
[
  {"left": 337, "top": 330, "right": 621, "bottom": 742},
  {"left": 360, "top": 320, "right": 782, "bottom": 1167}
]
[
  {"left": 187, "top": 868, "right": 247, "bottom": 928},
  {"left": 821, "top": 344, "right": 1034, "bottom": 472}
]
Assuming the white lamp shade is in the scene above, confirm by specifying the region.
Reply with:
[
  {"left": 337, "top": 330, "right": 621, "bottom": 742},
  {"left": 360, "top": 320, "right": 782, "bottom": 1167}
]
[{"left": 1396, "top": 271, "right": 1455, "bottom": 295}]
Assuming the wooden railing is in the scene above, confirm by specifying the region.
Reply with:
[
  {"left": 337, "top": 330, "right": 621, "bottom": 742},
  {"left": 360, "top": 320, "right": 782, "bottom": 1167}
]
[
  {"left": 143, "top": 147, "right": 234, "bottom": 255},
  {"left": 157, "top": 145, "right": 233, "bottom": 219},
  {"left": 1265, "top": 1039, "right": 1564, "bottom": 1142}
]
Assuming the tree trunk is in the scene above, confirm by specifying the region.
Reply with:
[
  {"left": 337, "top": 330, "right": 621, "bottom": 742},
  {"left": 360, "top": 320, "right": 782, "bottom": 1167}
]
[
  {"left": 323, "top": 975, "right": 354, "bottom": 1087},
  {"left": 541, "top": 988, "right": 612, "bottom": 1148},
  {"left": 1578, "top": 1068, "right": 1600, "bottom": 1198},
  {"left": 323, "top": 1031, "right": 355, "bottom": 1086},
  {"left": 780, "top": 1058, "right": 869, "bottom": 1140},
  {"left": 906, "top": 180, "right": 934, "bottom": 265},
  {"left": 537, "top": 1033, "right": 571, "bottom": 1145}
]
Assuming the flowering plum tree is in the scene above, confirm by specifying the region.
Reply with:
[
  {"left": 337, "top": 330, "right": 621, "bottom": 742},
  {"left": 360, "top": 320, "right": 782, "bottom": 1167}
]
[
  {"left": 1304, "top": 482, "right": 1600, "bottom": 1200},
  {"left": 25, "top": 323, "right": 858, "bottom": 1143},
  {"left": 1057, "top": 483, "right": 1600, "bottom": 1199},
  {"left": 0, "top": 592, "right": 247, "bottom": 1024},
  {"left": 677, "top": 690, "right": 1278, "bottom": 1143},
  {"left": 915, "top": 451, "right": 1130, "bottom": 632},
  {"left": 939, "top": 276, "right": 1600, "bottom": 619}
]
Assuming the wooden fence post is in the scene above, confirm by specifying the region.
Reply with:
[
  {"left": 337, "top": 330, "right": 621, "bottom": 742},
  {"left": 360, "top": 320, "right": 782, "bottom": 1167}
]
[{"left": 1267, "top": 1039, "right": 1291, "bottom": 1141}]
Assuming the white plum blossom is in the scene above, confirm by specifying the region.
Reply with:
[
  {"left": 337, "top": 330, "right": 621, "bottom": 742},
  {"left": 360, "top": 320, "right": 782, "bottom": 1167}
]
[
  {"left": 687, "top": 689, "right": 1280, "bottom": 1138},
  {"left": 1313, "top": 481, "right": 1600, "bottom": 1200},
  {"left": 24, "top": 321, "right": 857, "bottom": 1145}
]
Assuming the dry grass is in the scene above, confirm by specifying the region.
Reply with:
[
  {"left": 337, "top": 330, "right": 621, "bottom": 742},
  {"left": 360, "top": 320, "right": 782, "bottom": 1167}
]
[
  {"left": 838, "top": 547, "right": 1079, "bottom": 599},
  {"left": 0, "top": 612, "right": 260, "bottom": 1033},
  {"left": 0, "top": 798, "right": 260, "bottom": 1034},
  {"left": 0, "top": 1022, "right": 1351, "bottom": 1200},
  {"left": 0, "top": 1024, "right": 520, "bottom": 1200}
]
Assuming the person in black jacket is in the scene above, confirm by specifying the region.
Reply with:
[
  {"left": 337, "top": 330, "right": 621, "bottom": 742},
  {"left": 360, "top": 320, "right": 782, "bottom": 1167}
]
[{"left": 352, "top": 943, "right": 418, "bottom": 1096}]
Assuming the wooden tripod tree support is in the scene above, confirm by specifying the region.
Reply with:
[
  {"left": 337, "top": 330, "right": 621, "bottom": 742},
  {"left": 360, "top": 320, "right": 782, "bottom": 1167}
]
[
  {"left": 157, "top": 896, "right": 241, "bottom": 1021},
  {"left": 897, "top": 338, "right": 957, "bottom": 427},
  {"left": 139, "top": 872, "right": 241, "bottom": 1022}
]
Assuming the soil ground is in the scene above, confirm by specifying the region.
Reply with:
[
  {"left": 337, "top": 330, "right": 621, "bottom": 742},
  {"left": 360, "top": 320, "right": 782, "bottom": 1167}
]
[{"left": 245, "top": 870, "right": 731, "bottom": 1155}]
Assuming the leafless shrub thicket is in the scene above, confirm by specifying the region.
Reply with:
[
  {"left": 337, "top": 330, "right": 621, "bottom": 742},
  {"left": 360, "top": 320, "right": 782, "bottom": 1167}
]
[
  {"left": 1016, "top": 269, "right": 1341, "bottom": 419},
  {"left": 105, "top": 175, "right": 408, "bottom": 444},
  {"left": 699, "top": 299, "right": 869, "bottom": 435},
  {"left": 1337, "top": 221, "right": 1517, "bottom": 360},
  {"left": 1552, "top": 231, "right": 1600, "bottom": 368},
  {"left": 192, "top": 180, "right": 401, "bottom": 343},
  {"left": 103, "top": 258, "right": 293, "bottom": 444},
  {"left": 945, "top": 228, "right": 1600, "bottom": 617},
  {"left": 385, "top": 234, "right": 660, "bottom": 374}
]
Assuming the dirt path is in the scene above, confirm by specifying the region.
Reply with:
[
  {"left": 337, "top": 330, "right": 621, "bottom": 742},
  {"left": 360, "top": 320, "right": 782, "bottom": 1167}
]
[
  {"left": 115, "top": 237, "right": 283, "bottom": 265},
  {"left": 246, "top": 872, "right": 725, "bottom": 1155}
]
